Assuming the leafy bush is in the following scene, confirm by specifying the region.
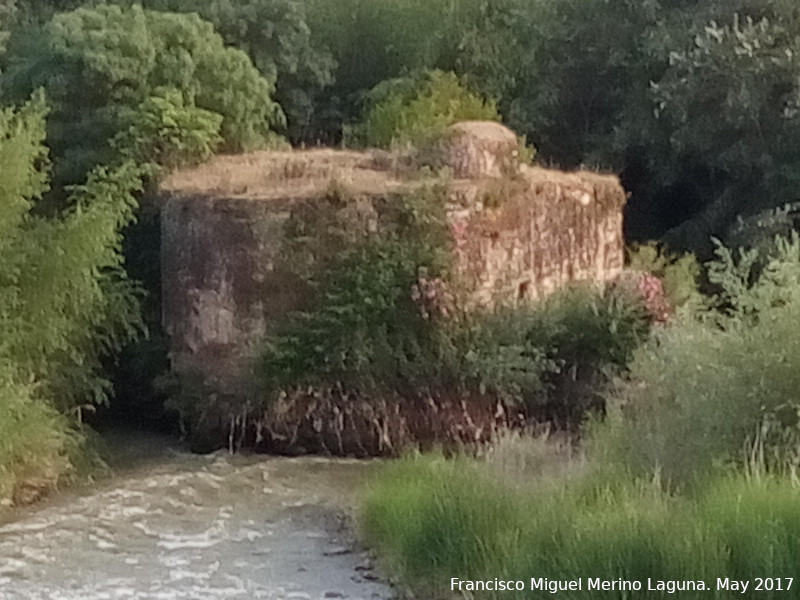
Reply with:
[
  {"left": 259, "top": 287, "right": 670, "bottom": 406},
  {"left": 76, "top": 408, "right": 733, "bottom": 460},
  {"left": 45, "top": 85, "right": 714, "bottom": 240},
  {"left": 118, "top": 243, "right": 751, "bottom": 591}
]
[
  {"left": 348, "top": 70, "right": 499, "bottom": 148},
  {"left": 259, "top": 181, "right": 553, "bottom": 410},
  {"left": 364, "top": 452, "right": 800, "bottom": 600},
  {"left": 260, "top": 183, "right": 457, "bottom": 398},
  {"left": 0, "top": 367, "right": 76, "bottom": 507},
  {"left": 528, "top": 285, "right": 649, "bottom": 375},
  {"left": 0, "top": 94, "right": 143, "bottom": 504},
  {"left": 519, "top": 284, "right": 650, "bottom": 425},
  {"left": 455, "top": 308, "right": 551, "bottom": 406},
  {"left": 723, "top": 204, "right": 800, "bottom": 265},
  {"left": 2, "top": 4, "right": 283, "bottom": 183},
  {"left": 112, "top": 87, "right": 223, "bottom": 170},
  {"left": 626, "top": 242, "right": 701, "bottom": 307},
  {"left": 593, "top": 235, "right": 800, "bottom": 484}
]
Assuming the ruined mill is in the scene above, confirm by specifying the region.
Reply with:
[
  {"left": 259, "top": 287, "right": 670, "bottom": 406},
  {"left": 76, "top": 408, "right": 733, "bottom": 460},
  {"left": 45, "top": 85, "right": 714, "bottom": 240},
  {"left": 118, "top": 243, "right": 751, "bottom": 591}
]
[{"left": 158, "top": 121, "right": 627, "bottom": 451}]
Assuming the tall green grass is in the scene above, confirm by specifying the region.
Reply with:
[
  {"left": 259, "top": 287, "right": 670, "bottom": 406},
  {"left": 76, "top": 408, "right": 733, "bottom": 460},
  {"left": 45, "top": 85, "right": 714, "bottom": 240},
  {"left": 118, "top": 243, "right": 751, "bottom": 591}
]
[
  {"left": 363, "top": 449, "right": 800, "bottom": 599},
  {"left": 0, "top": 371, "right": 78, "bottom": 508}
]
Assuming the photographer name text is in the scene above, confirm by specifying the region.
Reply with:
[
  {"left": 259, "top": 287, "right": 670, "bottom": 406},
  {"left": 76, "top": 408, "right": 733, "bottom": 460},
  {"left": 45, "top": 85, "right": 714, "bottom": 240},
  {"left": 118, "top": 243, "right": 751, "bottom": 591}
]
[{"left": 450, "top": 577, "right": 795, "bottom": 594}]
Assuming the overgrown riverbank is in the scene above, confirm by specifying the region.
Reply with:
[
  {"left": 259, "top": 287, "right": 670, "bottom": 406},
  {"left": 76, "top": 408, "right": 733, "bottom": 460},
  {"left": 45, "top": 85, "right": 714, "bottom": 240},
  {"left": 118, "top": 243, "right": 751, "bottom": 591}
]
[
  {"left": 362, "top": 236, "right": 800, "bottom": 598},
  {"left": 5, "top": 0, "right": 800, "bottom": 516}
]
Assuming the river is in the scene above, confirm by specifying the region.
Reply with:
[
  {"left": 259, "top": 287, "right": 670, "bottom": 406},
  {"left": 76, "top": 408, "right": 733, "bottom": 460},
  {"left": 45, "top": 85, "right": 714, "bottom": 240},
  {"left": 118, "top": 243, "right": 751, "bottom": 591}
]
[{"left": 0, "top": 432, "right": 394, "bottom": 600}]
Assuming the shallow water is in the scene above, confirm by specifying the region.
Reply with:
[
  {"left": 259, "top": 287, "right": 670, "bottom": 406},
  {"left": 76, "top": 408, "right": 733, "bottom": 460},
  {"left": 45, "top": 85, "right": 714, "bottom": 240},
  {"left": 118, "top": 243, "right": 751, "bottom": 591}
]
[{"left": 0, "top": 434, "right": 393, "bottom": 600}]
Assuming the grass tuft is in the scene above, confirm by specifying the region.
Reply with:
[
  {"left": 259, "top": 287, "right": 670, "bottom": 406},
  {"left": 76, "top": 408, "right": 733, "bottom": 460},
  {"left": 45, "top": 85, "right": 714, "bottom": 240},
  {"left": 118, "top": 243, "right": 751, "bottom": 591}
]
[{"left": 363, "top": 449, "right": 800, "bottom": 599}]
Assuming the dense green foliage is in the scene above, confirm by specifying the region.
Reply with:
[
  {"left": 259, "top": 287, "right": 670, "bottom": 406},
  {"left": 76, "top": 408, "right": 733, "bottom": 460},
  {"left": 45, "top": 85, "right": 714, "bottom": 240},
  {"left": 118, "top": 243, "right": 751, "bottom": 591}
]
[
  {"left": 348, "top": 70, "right": 499, "bottom": 149},
  {"left": 626, "top": 242, "right": 702, "bottom": 306},
  {"left": 0, "top": 95, "right": 142, "bottom": 504},
  {"left": 312, "top": 0, "right": 800, "bottom": 252},
  {"left": 260, "top": 183, "right": 461, "bottom": 399},
  {"left": 300, "top": 0, "right": 525, "bottom": 143},
  {"left": 594, "top": 235, "right": 800, "bottom": 484},
  {"left": 364, "top": 452, "right": 800, "bottom": 600},
  {"left": 0, "top": 366, "right": 76, "bottom": 504},
  {"left": 112, "top": 88, "right": 223, "bottom": 170},
  {"left": 505, "top": 0, "right": 800, "bottom": 251},
  {"left": 293, "top": 0, "right": 800, "bottom": 250},
  {"left": 3, "top": 0, "right": 800, "bottom": 253},
  {"left": 0, "top": 4, "right": 292, "bottom": 443},
  {"left": 362, "top": 231, "right": 800, "bottom": 594},
  {"left": 2, "top": 4, "right": 282, "bottom": 184},
  {"left": 126, "top": 0, "right": 335, "bottom": 143}
]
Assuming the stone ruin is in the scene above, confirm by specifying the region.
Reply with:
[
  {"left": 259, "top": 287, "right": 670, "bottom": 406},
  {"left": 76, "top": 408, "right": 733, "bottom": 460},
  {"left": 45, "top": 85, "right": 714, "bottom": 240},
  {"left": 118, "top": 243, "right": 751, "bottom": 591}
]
[{"left": 159, "top": 121, "right": 627, "bottom": 449}]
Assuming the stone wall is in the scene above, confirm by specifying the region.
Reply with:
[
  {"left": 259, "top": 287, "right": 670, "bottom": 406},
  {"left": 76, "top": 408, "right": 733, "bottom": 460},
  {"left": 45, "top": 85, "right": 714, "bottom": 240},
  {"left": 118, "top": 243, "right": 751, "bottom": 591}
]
[
  {"left": 449, "top": 167, "right": 625, "bottom": 307},
  {"left": 161, "top": 196, "right": 302, "bottom": 401},
  {"left": 159, "top": 123, "right": 627, "bottom": 429}
]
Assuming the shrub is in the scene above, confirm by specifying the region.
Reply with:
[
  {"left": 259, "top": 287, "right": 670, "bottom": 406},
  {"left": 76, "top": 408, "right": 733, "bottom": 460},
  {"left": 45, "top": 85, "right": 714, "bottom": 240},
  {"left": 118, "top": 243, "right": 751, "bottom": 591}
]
[
  {"left": 260, "top": 181, "right": 647, "bottom": 413},
  {"left": 112, "top": 87, "right": 223, "bottom": 170},
  {"left": 258, "top": 181, "right": 651, "bottom": 447},
  {"left": 626, "top": 242, "right": 701, "bottom": 307},
  {"left": 0, "top": 95, "right": 143, "bottom": 504},
  {"left": 522, "top": 284, "right": 651, "bottom": 425},
  {"left": 0, "top": 366, "right": 76, "bottom": 508},
  {"left": 592, "top": 235, "right": 800, "bottom": 485},
  {"left": 610, "top": 270, "right": 673, "bottom": 324},
  {"left": 456, "top": 307, "right": 552, "bottom": 406},
  {"left": 528, "top": 285, "right": 649, "bottom": 374},
  {"left": 258, "top": 181, "right": 556, "bottom": 424},
  {"left": 348, "top": 70, "right": 500, "bottom": 149},
  {"left": 262, "top": 196, "right": 650, "bottom": 435},
  {"left": 260, "top": 183, "right": 456, "bottom": 399}
]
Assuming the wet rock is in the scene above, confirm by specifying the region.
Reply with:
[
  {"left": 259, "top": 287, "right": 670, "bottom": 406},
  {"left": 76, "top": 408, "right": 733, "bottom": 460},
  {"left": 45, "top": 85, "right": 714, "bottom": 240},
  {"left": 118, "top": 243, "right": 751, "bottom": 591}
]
[{"left": 355, "top": 559, "right": 374, "bottom": 571}]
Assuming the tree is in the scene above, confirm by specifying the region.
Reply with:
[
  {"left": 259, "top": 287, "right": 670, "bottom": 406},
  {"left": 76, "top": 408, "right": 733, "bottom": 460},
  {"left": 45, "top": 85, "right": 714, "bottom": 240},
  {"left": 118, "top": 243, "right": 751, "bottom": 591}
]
[
  {"left": 433, "top": 0, "right": 530, "bottom": 102},
  {"left": 299, "top": 0, "right": 527, "bottom": 144},
  {"left": 0, "top": 94, "right": 144, "bottom": 411},
  {"left": 134, "top": 0, "right": 335, "bottom": 144},
  {"left": 505, "top": 0, "right": 663, "bottom": 169},
  {"left": 2, "top": 4, "right": 283, "bottom": 185},
  {"left": 112, "top": 87, "right": 223, "bottom": 170},
  {"left": 646, "top": 7, "right": 800, "bottom": 253}
]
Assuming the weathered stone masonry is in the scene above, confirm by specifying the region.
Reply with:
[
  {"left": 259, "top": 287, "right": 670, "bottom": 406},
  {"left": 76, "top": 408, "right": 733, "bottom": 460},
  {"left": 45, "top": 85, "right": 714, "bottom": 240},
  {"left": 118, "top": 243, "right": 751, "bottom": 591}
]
[{"left": 160, "top": 122, "right": 627, "bottom": 413}]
